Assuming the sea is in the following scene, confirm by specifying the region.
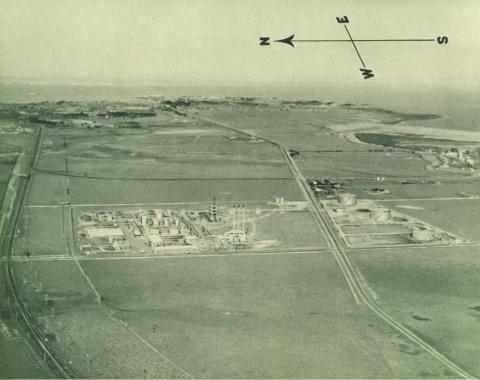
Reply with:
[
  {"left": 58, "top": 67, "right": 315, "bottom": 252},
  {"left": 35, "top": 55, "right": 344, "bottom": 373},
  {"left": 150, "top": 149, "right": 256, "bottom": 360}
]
[{"left": 0, "top": 82, "right": 478, "bottom": 133}]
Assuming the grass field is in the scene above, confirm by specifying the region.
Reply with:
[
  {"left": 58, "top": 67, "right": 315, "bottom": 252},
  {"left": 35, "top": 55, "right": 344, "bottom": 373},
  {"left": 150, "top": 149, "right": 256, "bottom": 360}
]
[
  {"left": 341, "top": 223, "right": 410, "bottom": 235},
  {"left": 196, "top": 107, "right": 374, "bottom": 151},
  {"left": 27, "top": 125, "right": 302, "bottom": 206},
  {"left": 14, "top": 206, "right": 67, "bottom": 256},
  {"left": 77, "top": 253, "right": 454, "bottom": 378},
  {"left": 68, "top": 177, "right": 303, "bottom": 204},
  {"left": 252, "top": 211, "right": 329, "bottom": 248},
  {"left": 12, "top": 260, "right": 189, "bottom": 379},
  {"left": 0, "top": 264, "right": 51, "bottom": 379},
  {"left": 11, "top": 253, "right": 457, "bottom": 378},
  {"left": 0, "top": 159, "right": 15, "bottom": 204},
  {"left": 27, "top": 173, "right": 66, "bottom": 205},
  {"left": 380, "top": 199, "right": 480, "bottom": 242},
  {"left": 345, "top": 181, "right": 480, "bottom": 200},
  {"left": 297, "top": 151, "right": 443, "bottom": 179},
  {"left": 37, "top": 128, "right": 292, "bottom": 180},
  {"left": 351, "top": 246, "right": 480, "bottom": 377}
]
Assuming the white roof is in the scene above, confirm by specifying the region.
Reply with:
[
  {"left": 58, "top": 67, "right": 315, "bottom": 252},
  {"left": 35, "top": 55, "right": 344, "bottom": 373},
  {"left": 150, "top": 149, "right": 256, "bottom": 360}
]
[
  {"left": 86, "top": 227, "right": 124, "bottom": 239},
  {"left": 149, "top": 235, "right": 164, "bottom": 243}
]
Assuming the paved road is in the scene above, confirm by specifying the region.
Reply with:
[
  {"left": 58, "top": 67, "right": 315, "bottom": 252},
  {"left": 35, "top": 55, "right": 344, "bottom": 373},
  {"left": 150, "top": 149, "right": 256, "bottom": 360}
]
[
  {"left": 8, "top": 247, "right": 333, "bottom": 262},
  {"left": 194, "top": 113, "right": 476, "bottom": 379}
]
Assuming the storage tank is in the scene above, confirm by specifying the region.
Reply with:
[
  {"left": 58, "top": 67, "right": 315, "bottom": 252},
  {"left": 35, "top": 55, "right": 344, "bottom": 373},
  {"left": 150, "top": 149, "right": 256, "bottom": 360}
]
[
  {"left": 410, "top": 226, "right": 435, "bottom": 241},
  {"left": 338, "top": 193, "right": 357, "bottom": 206},
  {"left": 154, "top": 209, "right": 163, "bottom": 222},
  {"left": 370, "top": 208, "right": 392, "bottom": 223}
]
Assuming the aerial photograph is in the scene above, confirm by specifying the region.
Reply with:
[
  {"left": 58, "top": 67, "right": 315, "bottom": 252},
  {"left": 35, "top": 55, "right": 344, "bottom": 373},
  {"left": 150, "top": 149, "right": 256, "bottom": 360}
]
[{"left": 0, "top": 0, "right": 479, "bottom": 379}]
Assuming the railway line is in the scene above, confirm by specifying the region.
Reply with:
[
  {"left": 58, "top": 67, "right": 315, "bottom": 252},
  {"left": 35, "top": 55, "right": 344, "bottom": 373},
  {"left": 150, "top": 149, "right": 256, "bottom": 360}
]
[{"left": 1, "top": 127, "right": 74, "bottom": 378}]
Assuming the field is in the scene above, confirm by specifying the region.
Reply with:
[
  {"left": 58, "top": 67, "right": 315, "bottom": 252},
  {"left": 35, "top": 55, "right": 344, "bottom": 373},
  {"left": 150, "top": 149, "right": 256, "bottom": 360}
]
[
  {"left": 12, "top": 260, "right": 189, "bottom": 379},
  {"left": 351, "top": 246, "right": 480, "bottom": 376},
  {"left": 0, "top": 159, "right": 15, "bottom": 205},
  {"left": 297, "top": 151, "right": 444, "bottom": 179},
  {"left": 197, "top": 106, "right": 374, "bottom": 151},
  {"left": 12, "top": 254, "right": 454, "bottom": 378},
  {"left": 380, "top": 199, "right": 480, "bottom": 242},
  {"left": 345, "top": 181, "right": 480, "bottom": 200},
  {"left": 37, "top": 128, "right": 292, "bottom": 180},
  {"left": 241, "top": 210, "right": 329, "bottom": 249},
  {"left": 27, "top": 126, "right": 304, "bottom": 206},
  {"left": 27, "top": 173, "right": 67, "bottom": 205},
  {"left": 26, "top": 173, "right": 304, "bottom": 206},
  {"left": 68, "top": 177, "right": 302, "bottom": 204},
  {"left": 0, "top": 266, "right": 50, "bottom": 379},
  {"left": 354, "top": 132, "right": 478, "bottom": 149},
  {"left": 14, "top": 206, "right": 67, "bottom": 256}
]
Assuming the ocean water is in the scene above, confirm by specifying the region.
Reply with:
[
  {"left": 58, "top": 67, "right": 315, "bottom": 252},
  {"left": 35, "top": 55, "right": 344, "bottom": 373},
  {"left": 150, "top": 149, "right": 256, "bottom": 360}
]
[{"left": 0, "top": 82, "right": 478, "bottom": 132}]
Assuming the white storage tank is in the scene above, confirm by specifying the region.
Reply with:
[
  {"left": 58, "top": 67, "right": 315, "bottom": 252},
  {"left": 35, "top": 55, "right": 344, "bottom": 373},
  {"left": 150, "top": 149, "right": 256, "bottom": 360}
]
[
  {"left": 154, "top": 209, "right": 163, "bottom": 222},
  {"left": 370, "top": 208, "right": 392, "bottom": 223},
  {"left": 410, "top": 226, "right": 435, "bottom": 241}
]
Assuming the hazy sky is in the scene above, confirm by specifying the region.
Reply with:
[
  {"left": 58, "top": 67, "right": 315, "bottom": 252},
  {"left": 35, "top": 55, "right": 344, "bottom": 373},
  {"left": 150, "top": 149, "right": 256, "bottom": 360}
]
[{"left": 0, "top": 0, "right": 479, "bottom": 86}]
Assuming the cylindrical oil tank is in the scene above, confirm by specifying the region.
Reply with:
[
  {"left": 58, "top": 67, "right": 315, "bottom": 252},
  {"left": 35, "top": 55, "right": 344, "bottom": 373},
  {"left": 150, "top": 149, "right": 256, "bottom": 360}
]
[
  {"left": 338, "top": 193, "right": 357, "bottom": 206},
  {"left": 370, "top": 208, "right": 392, "bottom": 223},
  {"left": 410, "top": 226, "right": 435, "bottom": 241}
]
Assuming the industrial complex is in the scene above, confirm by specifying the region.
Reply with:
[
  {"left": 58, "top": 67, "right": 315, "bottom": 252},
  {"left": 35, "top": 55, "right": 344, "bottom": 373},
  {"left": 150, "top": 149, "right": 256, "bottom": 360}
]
[
  {"left": 322, "top": 193, "right": 467, "bottom": 247},
  {"left": 76, "top": 203, "right": 253, "bottom": 255}
]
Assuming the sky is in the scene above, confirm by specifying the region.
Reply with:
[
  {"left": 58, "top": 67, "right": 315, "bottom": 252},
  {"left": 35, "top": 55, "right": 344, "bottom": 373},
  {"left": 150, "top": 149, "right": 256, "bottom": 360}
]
[{"left": 0, "top": 0, "right": 479, "bottom": 87}]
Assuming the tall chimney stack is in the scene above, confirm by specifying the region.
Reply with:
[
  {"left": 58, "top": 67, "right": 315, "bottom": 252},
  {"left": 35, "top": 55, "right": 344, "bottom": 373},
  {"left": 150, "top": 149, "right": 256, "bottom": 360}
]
[
  {"left": 232, "top": 204, "right": 236, "bottom": 230},
  {"left": 242, "top": 204, "right": 245, "bottom": 231}
]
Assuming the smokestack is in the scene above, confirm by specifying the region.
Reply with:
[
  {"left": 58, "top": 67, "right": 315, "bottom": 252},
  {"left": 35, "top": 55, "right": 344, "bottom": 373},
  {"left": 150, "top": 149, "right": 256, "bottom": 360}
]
[
  {"left": 242, "top": 204, "right": 245, "bottom": 231},
  {"left": 232, "top": 204, "right": 236, "bottom": 230},
  {"left": 236, "top": 204, "right": 239, "bottom": 231}
]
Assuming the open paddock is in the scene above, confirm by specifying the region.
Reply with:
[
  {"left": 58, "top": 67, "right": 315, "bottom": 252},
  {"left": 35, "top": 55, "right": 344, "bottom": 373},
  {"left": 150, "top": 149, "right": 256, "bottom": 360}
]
[
  {"left": 79, "top": 253, "right": 449, "bottom": 378},
  {"left": 0, "top": 159, "right": 15, "bottom": 202},
  {"left": 62, "top": 155, "right": 291, "bottom": 180},
  {"left": 36, "top": 128, "right": 292, "bottom": 180},
  {"left": 341, "top": 223, "right": 410, "bottom": 235},
  {"left": 196, "top": 107, "right": 374, "bottom": 151},
  {"left": 14, "top": 206, "right": 67, "bottom": 256},
  {"left": 12, "top": 260, "right": 187, "bottom": 378},
  {"left": 69, "top": 178, "right": 304, "bottom": 204},
  {"left": 346, "top": 233, "right": 411, "bottom": 247},
  {"left": 380, "top": 199, "right": 480, "bottom": 242},
  {"left": 297, "top": 151, "right": 442, "bottom": 179},
  {"left": 345, "top": 181, "right": 480, "bottom": 200},
  {"left": 351, "top": 246, "right": 480, "bottom": 376},
  {"left": 26, "top": 173, "right": 66, "bottom": 205},
  {"left": 242, "top": 209, "right": 329, "bottom": 249}
]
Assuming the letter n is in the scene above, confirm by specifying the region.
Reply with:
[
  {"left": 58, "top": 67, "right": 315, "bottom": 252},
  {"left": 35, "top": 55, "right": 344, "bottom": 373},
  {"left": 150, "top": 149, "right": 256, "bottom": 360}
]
[
  {"left": 259, "top": 37, "right": 270, "bottom": 46},
  {"left": 360, "top": 68, "right": 375, "bottom": 80}
]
